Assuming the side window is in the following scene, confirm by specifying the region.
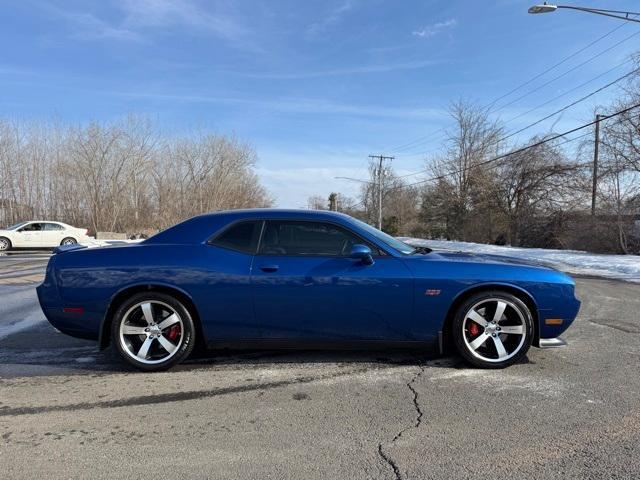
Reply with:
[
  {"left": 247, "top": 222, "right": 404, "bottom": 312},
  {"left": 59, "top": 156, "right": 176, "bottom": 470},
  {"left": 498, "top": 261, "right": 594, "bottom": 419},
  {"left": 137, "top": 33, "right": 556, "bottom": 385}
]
[
  {"left": 43, "top": 223, "right": 64, "bottom": 231},
  {"left": 20, "top": 223, "right": 42, "bottom": 232},
  {"left": 210, "top": 221, "right": 261, "bottom": 253},
  {"left": 259, "top": 221, "right": 371, "bottom": 256}
]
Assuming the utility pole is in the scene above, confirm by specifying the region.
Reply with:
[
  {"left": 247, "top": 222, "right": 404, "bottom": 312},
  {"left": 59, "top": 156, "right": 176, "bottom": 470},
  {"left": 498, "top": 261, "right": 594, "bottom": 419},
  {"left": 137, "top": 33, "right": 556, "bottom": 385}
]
[
  {"left": 591, "top": 114, "right": 603, "bottom": 217},
  {"left": 368, "top": 154, "right": 394, "bottom": 229},
  {"left": 328, "top": 192, "right": 338, "bottom": 211}
]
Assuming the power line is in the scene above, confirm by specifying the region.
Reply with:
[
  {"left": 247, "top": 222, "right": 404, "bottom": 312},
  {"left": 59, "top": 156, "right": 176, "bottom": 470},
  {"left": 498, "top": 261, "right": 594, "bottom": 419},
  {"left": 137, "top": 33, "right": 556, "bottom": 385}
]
[
  {"left": 395, "top": 35, "right": 640, "bottom": 158},
  {"left": 391, "top": 102, "right": 640, "bottom": 190},
  {"left": 347, "top": 112, "right": 633, "bottom": 213},
  {"left": 500, "top": 58, "right": 632, "bottom": 127},
  {"left": 394, "top": 67, "right": 638, "bottom": 179},
  {"left": 384, "top": 20, "right": 639, "bottom": 156},
  {"left": 498, "top": 67, "right": 639, "bottom": 144},
  {"left": 489, "top": 28, "right": 640, "bottom": 114},
  {"left": 401, "top": 110, "right": 633, "bottom": 180},
  {"left": 348, "top": 117, "right": 632, "bottom": 213},
  {"left": 487, "top": 17, "right": 633, "bottom": 108},
  {"left": 398, "top": 105, "right": 639, "bottom": 190}
]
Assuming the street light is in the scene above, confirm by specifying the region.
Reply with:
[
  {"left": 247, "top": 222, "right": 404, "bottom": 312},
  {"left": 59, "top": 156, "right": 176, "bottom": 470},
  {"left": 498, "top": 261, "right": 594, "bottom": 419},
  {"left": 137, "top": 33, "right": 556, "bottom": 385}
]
[
  {"left": 528, "top": 3, "right": 640, "bottom": 23},
  {"left": 529, "top": 4, "right": 557, "bottom": 13}
]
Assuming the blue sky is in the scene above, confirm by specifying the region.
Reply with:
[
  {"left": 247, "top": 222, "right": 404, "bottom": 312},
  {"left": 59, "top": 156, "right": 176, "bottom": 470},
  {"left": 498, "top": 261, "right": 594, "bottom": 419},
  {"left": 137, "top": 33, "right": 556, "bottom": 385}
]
[{"left": 2, "top": 0, "right": 639, "bottom": 207}]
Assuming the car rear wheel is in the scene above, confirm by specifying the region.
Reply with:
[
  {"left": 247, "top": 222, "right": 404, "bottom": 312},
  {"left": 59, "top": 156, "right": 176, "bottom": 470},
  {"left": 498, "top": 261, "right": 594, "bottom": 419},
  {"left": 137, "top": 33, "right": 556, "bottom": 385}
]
[
  {"left": 60, "top": 237, "right": 77, "bottom": 246},
  {"left": 452, "top": 291, "right": 533, "bottom": 369},
  {"left": 112, "top": 292, "right": 196, "bottom": 371},
  {"left": 0, "top": 237, "right": 11, "bottom": 251}
]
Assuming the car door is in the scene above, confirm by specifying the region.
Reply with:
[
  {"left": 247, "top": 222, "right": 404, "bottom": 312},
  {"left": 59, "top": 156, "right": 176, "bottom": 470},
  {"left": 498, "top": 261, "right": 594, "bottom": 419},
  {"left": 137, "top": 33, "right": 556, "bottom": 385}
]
[
  {"left": 251, "top": 220, "right": 414, "bottom": 341},
  {"left": 195, "top": 220, "right": 262, "bottom": 341},
  {"left": 42, "top": 223, "right": 65, "bottom": 247},
  {"left": 16, "top": 222, "right": 43, "bottom": 247}
]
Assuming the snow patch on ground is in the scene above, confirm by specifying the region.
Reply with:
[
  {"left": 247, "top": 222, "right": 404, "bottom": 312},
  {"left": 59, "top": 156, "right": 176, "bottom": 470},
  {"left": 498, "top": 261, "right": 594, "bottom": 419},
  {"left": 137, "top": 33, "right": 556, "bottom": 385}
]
[
  {"left": 0, "top": 309, "right": 45, "bottom": 340},
  {"left": 430, "top": 368, "right": 566, "bottom": 397},
  {"left": 401, "top": 237, "right": 640, "bottom": 283},
  {"left": 74, "top": 356, "right": 97, "bottom": 364}
]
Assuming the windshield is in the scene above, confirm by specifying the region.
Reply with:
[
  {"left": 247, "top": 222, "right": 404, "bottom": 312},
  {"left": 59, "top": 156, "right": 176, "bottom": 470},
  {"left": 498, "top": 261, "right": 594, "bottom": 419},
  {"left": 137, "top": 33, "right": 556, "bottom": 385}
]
[
  {"left": 350, "top": 218, "right": 416, "bottom": 255},
  {"left": 5, "top": 221, "right": 28, "bottom": 230}
]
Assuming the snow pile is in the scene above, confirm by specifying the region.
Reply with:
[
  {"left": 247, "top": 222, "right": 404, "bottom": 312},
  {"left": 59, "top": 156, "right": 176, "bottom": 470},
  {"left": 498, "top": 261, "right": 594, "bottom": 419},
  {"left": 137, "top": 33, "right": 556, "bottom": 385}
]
[{"left": 401, "top": 237, "right": 640, "bottom": 283}]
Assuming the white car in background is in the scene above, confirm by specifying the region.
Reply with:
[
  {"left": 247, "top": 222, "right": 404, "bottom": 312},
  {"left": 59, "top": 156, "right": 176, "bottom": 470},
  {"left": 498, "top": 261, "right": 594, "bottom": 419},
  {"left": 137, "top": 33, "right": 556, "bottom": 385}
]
[{"left": 0, "top": 221, "right": 92, "bottom": 251}]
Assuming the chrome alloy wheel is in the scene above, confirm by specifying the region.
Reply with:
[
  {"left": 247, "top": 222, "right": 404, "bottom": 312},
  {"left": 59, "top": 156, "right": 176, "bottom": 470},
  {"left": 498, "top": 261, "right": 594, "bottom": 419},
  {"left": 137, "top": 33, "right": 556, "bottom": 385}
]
[
  {"left": 0, "top": 238, "right": 9, "bottom": 251},
  {"left": 118, "top": 300, "right": 184, "bottom": 365},
  {"left": 462, "top": 298, "right": 527, "bottom": 363},
  {"left": 61, "top": 238, "right": 77, "bottom": 245}
]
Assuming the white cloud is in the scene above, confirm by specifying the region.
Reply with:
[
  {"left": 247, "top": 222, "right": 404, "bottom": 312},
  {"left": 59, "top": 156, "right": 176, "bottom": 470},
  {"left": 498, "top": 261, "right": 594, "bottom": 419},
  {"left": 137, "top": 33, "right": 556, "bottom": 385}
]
[
  {"left": 237, "top": 59, "right": 439, "bottom": 80},
  {"left": 120, "top": 0, "right": 247, "bottom": 42},
  {"left": 59, "top": 12, "right": 142, "bottom": 42},
  {"left": 412, "top": 18, "right": 457, "bottom": 38},
  {"left": 109, "top": 90, "right": 446, "bottom": 120},
  {"left": 307, "top": 0, "right": 354, "bottom": 37},
  {"left": 47, "top": 0, "right": 250, "bottom": 46}
]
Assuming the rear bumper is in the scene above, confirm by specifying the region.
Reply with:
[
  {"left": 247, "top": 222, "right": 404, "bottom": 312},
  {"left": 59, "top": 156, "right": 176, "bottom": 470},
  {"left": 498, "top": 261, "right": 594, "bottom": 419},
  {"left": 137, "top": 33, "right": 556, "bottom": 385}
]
[{"left": 535, "top": 336, "right": 567, "bottom": 348}]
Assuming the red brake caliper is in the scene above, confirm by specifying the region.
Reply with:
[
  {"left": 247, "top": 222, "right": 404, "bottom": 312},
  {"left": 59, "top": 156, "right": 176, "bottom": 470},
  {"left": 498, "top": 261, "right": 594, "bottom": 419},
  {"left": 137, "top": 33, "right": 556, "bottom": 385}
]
[
  {"left": 469, "top": 322, "right": 480, "bottom": 337},
  {"left": 167, "top": 324, "right": 181, "bottom": 341}
]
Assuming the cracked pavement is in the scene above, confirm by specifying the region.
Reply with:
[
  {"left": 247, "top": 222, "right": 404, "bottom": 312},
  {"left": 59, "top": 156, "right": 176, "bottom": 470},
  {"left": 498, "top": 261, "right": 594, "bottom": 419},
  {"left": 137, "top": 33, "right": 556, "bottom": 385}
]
[{"left": 1, "top": 255, "right": 640, "bottom": 479}]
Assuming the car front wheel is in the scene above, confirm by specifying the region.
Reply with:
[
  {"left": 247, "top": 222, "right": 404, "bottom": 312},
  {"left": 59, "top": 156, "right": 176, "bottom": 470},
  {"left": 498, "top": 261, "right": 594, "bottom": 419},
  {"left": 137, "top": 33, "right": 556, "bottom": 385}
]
[
  {"left": 453, "top": 291, "right": 533, "bottom": 368},
  {"left": 0, "top": 237, "right": 11, "bottom": 251},
  {"left": 111, "top": 292, "right": 196, "bottom": 371}
]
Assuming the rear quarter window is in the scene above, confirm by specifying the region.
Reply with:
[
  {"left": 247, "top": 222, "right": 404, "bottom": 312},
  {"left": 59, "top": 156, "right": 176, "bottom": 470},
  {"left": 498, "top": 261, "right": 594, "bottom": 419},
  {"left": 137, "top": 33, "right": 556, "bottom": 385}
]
[{"left": 209, "top": 221, "right": 261, "bottom": 253}]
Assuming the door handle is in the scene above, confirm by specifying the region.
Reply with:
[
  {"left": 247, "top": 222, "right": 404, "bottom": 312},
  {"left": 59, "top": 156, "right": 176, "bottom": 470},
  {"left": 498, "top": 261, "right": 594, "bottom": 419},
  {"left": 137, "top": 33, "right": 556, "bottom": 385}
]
[{"left": 260, "top": 265, "right": 279, "bottom": 272}]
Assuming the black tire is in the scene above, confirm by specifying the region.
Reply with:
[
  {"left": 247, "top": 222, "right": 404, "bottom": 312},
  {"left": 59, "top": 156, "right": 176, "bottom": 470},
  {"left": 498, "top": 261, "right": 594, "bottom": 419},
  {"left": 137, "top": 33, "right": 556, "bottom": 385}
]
[
  {"left": 60, "top": 237, "right": 77, "bottom": 246},
  {"left": 0, "top": 237, "right": 11, "bottom": 251},
  {"left": 452, "top": 290, "right": 534, "bottom": 369},
  {"left": 111, "top": 292, "right": 196, "bottom": 372}
]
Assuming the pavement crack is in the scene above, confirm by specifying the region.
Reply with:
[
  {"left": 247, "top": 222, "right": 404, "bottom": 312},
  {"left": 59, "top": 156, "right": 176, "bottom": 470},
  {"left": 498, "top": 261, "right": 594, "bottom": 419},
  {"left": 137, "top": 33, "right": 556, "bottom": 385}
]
[
  {"left": 587, "top": 319, "right": 637, "bottom": 334},
  {"left": 377, "top": 362, "right": 425, "bottom": 480},
  {"left": 378, "top": 444, "right": 402, "bottom": 480}
]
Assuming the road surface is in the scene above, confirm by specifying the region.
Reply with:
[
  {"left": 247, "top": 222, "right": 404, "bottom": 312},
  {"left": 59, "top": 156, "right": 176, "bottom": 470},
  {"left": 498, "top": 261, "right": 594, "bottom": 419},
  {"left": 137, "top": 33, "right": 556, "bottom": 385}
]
[{"left": 1, "top": 253, "right": 639, "bottom": 479}]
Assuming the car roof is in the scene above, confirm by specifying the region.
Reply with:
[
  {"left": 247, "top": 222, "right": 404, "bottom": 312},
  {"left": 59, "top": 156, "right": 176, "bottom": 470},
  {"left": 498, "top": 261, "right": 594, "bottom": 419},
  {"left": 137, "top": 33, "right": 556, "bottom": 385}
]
[
  {"left": 145, "top": 208, "right": 362, "bottom": 245},
  {"left": 195, "top": 208, "right": 351, "bottom": 221},
  {"left": 24, "top": 220, "right": 68, "bottom": 225}
]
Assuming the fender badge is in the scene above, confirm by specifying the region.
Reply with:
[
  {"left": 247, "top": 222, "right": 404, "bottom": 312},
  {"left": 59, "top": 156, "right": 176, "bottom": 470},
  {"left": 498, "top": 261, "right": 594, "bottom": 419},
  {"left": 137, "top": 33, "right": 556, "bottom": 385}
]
[{"left": 425, "top": 289, "right": 441, "bottom": 296}]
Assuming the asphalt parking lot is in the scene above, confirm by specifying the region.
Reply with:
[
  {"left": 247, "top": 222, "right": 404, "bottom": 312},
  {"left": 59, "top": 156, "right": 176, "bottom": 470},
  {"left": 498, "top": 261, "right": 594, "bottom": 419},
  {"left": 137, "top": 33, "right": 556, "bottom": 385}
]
[{"left": 1, "top": 253, "right": 639, "bottom": 479}]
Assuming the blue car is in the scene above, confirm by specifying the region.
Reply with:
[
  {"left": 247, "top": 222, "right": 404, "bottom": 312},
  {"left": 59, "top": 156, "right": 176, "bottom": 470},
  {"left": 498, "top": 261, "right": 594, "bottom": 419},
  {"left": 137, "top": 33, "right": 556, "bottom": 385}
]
[{"left": 37, "top": 209, "right": 580, "bottom": 371}]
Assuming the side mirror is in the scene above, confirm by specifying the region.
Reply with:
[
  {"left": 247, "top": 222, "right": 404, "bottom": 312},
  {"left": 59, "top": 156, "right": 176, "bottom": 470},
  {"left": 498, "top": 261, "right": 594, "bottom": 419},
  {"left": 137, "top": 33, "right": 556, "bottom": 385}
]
[{"left": 350, "top": 244, "right": 374, "bottom": 265}]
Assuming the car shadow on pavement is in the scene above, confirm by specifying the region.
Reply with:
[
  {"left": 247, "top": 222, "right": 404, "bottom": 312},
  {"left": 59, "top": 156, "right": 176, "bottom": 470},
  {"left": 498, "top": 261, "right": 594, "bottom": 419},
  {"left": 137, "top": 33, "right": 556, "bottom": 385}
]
[{"left": 0, "top": 320, "right": 533, "bottom": 377}]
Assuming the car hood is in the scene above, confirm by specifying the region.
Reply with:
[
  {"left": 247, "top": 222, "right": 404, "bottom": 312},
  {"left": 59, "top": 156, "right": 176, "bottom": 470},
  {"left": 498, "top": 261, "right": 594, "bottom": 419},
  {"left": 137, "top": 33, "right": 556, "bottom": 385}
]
[{"left": 410, "top": 250, "right": 556, "bottom": 270}]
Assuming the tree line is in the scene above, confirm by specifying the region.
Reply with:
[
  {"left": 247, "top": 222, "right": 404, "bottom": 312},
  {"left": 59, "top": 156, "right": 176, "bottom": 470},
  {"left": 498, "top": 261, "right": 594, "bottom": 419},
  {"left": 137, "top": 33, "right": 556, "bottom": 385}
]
[
  {"left": 315, "top": 62, "right": 640, "bottom": 254},
  {"left": 0, "top": 117, "right": 271, "bottom": 235}
]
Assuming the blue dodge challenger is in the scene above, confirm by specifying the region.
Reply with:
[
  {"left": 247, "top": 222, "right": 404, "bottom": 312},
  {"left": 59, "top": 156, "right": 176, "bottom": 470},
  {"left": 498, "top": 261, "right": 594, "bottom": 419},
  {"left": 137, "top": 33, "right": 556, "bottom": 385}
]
[{"left": 37, "top": 209, "right": 580, "bottom": 371}]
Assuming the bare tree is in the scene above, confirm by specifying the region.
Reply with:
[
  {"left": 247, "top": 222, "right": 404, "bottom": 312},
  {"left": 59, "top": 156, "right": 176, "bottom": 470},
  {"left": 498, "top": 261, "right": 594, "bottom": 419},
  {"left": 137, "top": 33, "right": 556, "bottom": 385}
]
[
  {"left": 496, "top": 137, "right": 585, "bottom": 246},
  {"left": 425, "top": 101, "right": 504, "bottom": 241},
  {"left": 307, "top": 195, "right": 326, "bottom": 210},
  {"left": 0, "top": 117, "right": 272, "bottom": 233}
]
